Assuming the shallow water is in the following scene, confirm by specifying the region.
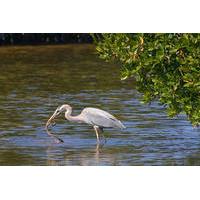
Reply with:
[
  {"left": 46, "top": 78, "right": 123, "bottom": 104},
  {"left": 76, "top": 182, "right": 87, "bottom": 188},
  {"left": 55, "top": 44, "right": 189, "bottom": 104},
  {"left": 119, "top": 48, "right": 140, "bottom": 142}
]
[{"left": 0, "top": 44, "right": 199, "bottom": 165}]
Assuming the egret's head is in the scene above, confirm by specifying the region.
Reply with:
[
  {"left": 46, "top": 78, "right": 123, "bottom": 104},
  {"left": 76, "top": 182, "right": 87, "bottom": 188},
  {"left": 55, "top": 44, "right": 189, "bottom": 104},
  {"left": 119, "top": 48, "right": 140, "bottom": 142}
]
[
  {"left": 46, "top": 104, "right": 72, "bottom": 127},
  {"left": 53, "top": 104, "right": 72, "bottom": 117}
]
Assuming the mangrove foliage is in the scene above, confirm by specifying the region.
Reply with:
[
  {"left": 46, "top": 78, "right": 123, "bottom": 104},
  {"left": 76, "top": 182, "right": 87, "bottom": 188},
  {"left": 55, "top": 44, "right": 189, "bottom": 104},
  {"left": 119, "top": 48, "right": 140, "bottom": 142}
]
[{"left": 93, "top": 33, "right": 200, "bottom": 126}]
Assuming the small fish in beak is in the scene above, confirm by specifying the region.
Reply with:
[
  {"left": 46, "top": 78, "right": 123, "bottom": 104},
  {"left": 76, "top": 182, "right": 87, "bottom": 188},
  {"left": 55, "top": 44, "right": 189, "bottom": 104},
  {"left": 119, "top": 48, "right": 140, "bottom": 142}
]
[{"left": 45, "top": 107, "right": 61, "bottom": 129}]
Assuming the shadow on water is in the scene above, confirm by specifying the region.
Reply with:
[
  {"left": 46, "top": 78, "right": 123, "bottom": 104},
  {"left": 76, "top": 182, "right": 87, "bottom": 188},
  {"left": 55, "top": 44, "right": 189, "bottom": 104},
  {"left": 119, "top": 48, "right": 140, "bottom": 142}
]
[{"left": 0, "top": 44, "right": 200, "bottom": 165}]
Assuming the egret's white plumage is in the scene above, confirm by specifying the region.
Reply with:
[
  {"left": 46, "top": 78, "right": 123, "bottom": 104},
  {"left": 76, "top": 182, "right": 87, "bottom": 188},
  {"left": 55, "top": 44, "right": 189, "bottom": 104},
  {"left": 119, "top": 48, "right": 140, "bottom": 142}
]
[
  {"left": 46, "top": 104, "right": 126, "bottom": 143},
  {"left": 81, "top": 107, "right": 125, "bottom": 129}
]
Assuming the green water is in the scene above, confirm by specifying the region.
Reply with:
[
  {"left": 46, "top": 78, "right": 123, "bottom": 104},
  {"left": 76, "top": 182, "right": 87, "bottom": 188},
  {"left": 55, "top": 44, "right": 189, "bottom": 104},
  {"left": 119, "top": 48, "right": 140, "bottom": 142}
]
[{"left": 0, "top": 44, "right": 199, "bottom": 165}]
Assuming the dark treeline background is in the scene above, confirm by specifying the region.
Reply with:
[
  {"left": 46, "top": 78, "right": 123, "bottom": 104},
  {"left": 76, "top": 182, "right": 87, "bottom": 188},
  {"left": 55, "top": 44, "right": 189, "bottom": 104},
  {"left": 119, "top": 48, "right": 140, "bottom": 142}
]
[{"left": 0, "top": 33, "right": 93, "bottom": 45}]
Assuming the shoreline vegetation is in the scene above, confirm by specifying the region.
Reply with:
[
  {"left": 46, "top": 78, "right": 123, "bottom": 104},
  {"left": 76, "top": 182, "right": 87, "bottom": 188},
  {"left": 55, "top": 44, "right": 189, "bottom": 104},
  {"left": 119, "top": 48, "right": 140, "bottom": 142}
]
[{"left": 0, "top": 33, "right": 93, "bottom": 46}]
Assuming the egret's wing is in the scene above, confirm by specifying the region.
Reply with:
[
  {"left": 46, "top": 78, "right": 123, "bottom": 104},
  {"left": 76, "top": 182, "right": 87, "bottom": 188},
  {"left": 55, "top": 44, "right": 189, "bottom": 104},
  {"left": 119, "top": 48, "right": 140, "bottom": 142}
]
[{"left": 81, "top": 108, "right": 125, "bottom": 129}]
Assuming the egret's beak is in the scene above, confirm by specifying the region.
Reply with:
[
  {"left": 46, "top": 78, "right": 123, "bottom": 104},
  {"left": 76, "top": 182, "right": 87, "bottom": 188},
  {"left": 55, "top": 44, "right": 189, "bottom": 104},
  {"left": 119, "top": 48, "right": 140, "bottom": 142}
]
[{"left": 46, "top": 109, "right": 61, "bottom": 129}]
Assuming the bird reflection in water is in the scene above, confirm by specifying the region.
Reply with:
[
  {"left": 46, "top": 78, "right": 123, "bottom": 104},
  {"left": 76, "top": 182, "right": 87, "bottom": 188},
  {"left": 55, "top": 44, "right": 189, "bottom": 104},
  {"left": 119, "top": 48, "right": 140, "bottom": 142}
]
[{"left": 46, "top": 140, "right": 106, "bottom": 166}]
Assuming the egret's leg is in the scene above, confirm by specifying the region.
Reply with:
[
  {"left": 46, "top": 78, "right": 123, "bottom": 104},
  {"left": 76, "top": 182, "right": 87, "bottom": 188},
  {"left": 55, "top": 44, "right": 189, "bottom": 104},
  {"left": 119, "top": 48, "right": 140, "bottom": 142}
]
[
  {"left": 99, "top": 127, "right": 106, "bottom": 143},
  {"left": 93, "top": 126, "right": 100, "bottom": 143}
]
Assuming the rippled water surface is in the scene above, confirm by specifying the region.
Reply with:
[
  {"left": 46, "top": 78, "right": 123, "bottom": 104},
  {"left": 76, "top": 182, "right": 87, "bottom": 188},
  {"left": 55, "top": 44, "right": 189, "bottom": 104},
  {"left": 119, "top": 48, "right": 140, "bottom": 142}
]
[{"left": 0, "top": 44, "right": 199, "bottom": 165}]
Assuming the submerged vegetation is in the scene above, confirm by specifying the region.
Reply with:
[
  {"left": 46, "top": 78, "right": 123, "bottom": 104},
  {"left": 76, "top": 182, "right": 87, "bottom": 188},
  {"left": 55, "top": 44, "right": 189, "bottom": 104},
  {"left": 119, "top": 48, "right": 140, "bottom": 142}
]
[{"left": 93, "top": 33, "right": 200, "bottom": 126}]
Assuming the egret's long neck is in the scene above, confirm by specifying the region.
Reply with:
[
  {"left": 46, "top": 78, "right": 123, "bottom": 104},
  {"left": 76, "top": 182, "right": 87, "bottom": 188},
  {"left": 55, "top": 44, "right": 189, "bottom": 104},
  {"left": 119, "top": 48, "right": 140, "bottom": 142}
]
[{"left": 65, "top": 108, "right": 83, "bottom": 123}]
